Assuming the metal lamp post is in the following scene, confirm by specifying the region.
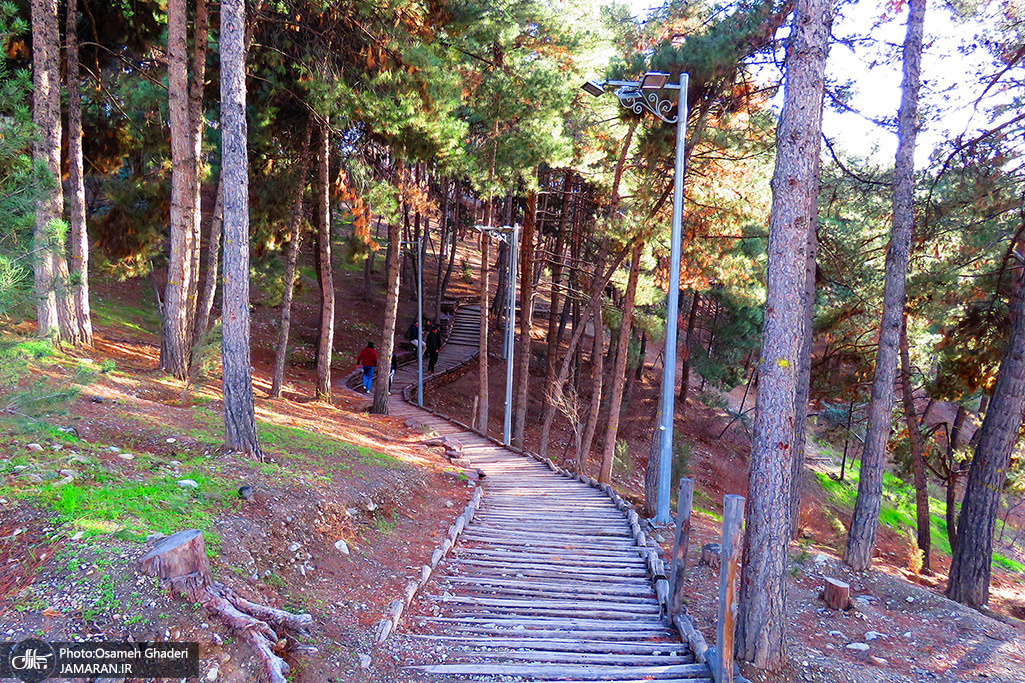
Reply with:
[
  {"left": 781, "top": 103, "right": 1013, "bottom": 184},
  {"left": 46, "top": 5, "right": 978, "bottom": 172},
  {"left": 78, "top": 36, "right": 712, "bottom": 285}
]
[
  {"left": 474, "top": 223, "right": 519, "bottom": 446},
  {"left": 416, "top": 234, "right": 424, "bottom": 407},
  {"left": 583, "top": 71, "right": 689, "bottom": 524}
]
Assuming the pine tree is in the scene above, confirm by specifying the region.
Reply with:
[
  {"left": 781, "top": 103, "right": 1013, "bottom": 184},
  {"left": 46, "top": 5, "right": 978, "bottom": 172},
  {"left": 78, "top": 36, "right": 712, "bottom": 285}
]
[
  {"left": 735, "top": 0, "right": 833, "bottom": 669},
  {"left": 220, "top": 0, "right": 262, "bottom": 459}
]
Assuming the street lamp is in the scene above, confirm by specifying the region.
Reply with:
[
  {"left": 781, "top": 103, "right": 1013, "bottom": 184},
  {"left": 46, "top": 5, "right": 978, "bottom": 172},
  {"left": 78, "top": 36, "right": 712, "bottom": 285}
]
[
  {"left": 583, "top": 71, "right": 689, "bottom": 525},
  {"left": 474, "top": 223, "right": 519, "bottom": 446}
]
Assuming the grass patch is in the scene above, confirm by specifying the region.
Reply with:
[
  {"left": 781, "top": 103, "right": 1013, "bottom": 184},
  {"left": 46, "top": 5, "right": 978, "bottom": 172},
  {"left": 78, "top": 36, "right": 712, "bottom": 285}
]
[
  {"left": 814, "top": 468, "right": 1020, "bottom": 570},
  {"left": 91, "top": 295, "right": 160, "bottom": 337},
  {"left": 257, "top": 422, "right": 405, "bottom": 471},
  {"left": 4, "top": 468, "right": 234, "bottom": 548}
]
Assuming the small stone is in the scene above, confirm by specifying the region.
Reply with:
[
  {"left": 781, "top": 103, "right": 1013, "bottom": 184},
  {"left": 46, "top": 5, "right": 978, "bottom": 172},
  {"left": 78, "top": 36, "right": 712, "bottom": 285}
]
[
  {"left": 358, "top": 654, "right": 372, "bottom": 669},
  {"left": 238, "top": 485, "right": 253, "bottom": 500},
  {"left": 117, "top": 453, "right": 135, "bottom": 460},
  {"left": 165, "top": 438, "right": 177, "bottom": 444},
  {"left": 906, "top": 596, "right": 915, "bottom": 603},
  {"left": 169, "top": 460, "right": 182, "bottom": 467},
  {"left": 205, "top": 666, "right": 219, "bottom": 681},
  {"left": 334, "top": 539, "right": 350, "bottom": 555},
  {"left": 146, "top": 533, "right": 166, "bottom": 542},
  {"left": 366, "top": 501, "right": 377, "bottom": 512},
  {"left": 846, "top": 642, "right": 870, "bottom": 652},
  {"left": 26, "top": 443, "right": 43, "bottom": 452},
  {"left": 21, "top": 474, "right": 42, "bottom": 484},
  {"left": 288, "top": 542, "right": 301, "bottom": 553},
  {"left": 71, "top": 531, "right": 84, "bottom": 541},
  {"left": 177, "top": 479, "right": 199, "bottom": 489},
  {"left": 828, "top": 630, "right": 842, "bottom": 638},
  {"left": 869, "top": 656, "right": 888, "bottom": 666},
  {"left": 58, "top": 469, "right": 75, "bottom": 478},
  {"left": 105, "top": 446, "right": 121, "bottom": 453},
  {"left": 211, "top": 634, "right": 223, "bottom": 646},
  {"left": 865, "top": 631, "right": 887, "bottom": 641},
  {"left": 51, "top": 444, "right": 62, "bottom": 451},
  {"left": 345, "top": 508, "right": 359, "bottom": 517},
  {"left": 443, "top": 501, "right": 454, "bottom": 508}
]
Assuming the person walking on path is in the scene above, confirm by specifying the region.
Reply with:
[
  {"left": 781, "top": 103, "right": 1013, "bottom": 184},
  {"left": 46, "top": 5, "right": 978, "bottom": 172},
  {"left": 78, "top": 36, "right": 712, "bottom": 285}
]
[
  {"left": 426, "top": 323, "right": 442, "bottom": 373},
  {"left": 389, "top": 351, "right": 398, "bottom": 394},
  {"left": 356, "top": 341, "right": 378, "bottom": 393},
  {"left": 406, "top": 319, "right": 424, "bottom": 357}
]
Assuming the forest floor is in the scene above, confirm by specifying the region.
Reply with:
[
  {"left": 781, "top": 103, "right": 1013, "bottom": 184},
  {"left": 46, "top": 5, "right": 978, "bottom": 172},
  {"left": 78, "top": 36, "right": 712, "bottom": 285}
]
[{"left": 1, "top": 229, "right": 1023, "bottom": 683}]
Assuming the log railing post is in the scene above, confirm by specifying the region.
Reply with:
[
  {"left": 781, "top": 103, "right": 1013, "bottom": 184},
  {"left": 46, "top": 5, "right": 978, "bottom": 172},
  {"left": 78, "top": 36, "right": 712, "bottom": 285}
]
[
  {"left": 713, "top": 494, "right": 745, "bottom": 683},
  {"left": 668, "top": 477, "right": 694, "bottom": 618}
]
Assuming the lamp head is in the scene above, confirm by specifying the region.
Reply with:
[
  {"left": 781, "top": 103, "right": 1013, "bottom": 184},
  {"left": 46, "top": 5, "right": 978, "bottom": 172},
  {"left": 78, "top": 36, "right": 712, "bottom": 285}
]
[
  {"left": 640, "top": 72, "right": 670, "bottom": 90},
  {"left": 581, "top": 80, "right": 606, "bottom": 97}
]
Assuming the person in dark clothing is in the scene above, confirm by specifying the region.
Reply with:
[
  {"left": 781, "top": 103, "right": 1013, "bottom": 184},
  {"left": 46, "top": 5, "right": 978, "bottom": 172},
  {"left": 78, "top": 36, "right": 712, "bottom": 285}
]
[
  {"left": 355, "top": 341, "right": 378, "bottom": 393},
  {"left": 425, "top": 324, "right": 442, "bottom": 373},
  {"left": 406, "top": 320, "right": 424, "bottom": 357},
  {"left": 389, "top": 351, "right": 398, "bottom": 394}
]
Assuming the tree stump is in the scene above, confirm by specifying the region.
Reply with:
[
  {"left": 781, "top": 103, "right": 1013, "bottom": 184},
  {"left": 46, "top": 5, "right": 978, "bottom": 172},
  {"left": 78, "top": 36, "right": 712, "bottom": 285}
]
[
  {"left": 701, "top": 543, "right": 721, "bottom": 571},
  {"left": 140, "top": 529, "right": 313, "bottom": 683},
  {"left": 821, "top": 577, "right": 851, "bottom": 610}
]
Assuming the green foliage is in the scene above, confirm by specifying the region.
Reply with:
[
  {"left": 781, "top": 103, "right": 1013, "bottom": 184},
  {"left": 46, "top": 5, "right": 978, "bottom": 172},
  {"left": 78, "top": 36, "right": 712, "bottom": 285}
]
[
  {"left": 0, "top": 337, "right": 93, "bottom": 433},
  {"left": 0, "top": 2, "right": 48, "bottom": 318}
]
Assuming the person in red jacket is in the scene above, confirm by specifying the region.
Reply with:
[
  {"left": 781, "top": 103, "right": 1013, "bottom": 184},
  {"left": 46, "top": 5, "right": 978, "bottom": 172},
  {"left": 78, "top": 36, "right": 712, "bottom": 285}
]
[{"left": 355, "top": 341, "right": 378, "bottom": 393}]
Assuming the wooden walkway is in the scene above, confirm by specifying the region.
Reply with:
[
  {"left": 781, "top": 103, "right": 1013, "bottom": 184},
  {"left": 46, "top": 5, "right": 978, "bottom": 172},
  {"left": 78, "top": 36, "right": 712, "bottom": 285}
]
[{"left": 387, "top": 306, "right": 712, "bottom": 682}]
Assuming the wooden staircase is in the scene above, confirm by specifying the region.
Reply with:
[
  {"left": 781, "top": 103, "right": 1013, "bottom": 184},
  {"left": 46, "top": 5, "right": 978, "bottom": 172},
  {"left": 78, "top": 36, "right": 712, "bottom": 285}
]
[{"left": 386, "top": 305, "right": 713, "bottom": 682}]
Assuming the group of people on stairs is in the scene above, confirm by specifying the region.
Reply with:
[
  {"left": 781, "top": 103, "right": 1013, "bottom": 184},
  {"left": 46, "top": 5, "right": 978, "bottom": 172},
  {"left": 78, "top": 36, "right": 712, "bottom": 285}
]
[{"left": 354, "top": 319, "right": 442, "bottom": 394}]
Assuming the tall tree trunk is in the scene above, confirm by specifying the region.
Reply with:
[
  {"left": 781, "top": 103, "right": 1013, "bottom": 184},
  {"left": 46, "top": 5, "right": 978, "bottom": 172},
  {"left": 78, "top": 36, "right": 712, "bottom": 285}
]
[
  {"left": 600, "top": 241, "right": 643, "bottom": 483},
  {"left": 65, "top": 0, "right": 92, "bottom": 344},
  {"left": 32, "top": 0, "right": 76, "bottom": 342},
  {"left": 478, "top": 232, "right": 491, "bottom": 434},
  {"left": 789, "top": 191, "right": 819, "bottom": 538},
  {"left": 270, "top": 123, "right": 313, "bottom": 399},
  {"left": 543, "top": 171, "right": 573, "bottom": 416},
  {"left": 371, "top": 172, "right": 405, "bottom": 415},
  {"left": 736, "top": 0, "right": 832, "bottom": 669},
  {"left": 162, "top": 0, "right": 198, "bottom": 378},
  {"left": 678, "top": 291, "right": 700, "bottom": 403},
  {"left": 512, "top": 191, "right": 537, "bottom": 448},
  {"left": 644, "top": 387, "right": 664, "bottom": 518},
  {"left": 219, "top": 0, "right": 262, "bottom": 459},
  {"left": 185, "top": 0, "right": 208, "bottom": 340},
  {"left": 845, "top": 0, "right": 926, "bottom": 571},
  {"left": 315, "top": 123, "right": 334, "bottom": 400},
  {"left": 947, "top": 262, "right": 1025, "bottom": 606},
  {"left": 945, "top": 404, "right": 967, "bottom": 552},
  {"left": 578, "top": 266, "right": 606, "bottom": 471},
  {"left": 434, "top": 177, "right": 450, "bottom": 322},
  {"left": 194, "top": 181, "right": 223, "bottom": 342},
  {"left": 538, "top": 245, "right": 632, "bottom": 459},
  {"left": 899, "top": 312, "right": 931, "bottom": 572}
]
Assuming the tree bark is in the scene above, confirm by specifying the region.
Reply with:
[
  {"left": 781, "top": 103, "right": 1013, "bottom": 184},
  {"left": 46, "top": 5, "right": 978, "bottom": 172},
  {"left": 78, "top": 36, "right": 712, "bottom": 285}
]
[
  {"left": 194, "top": 181, "right": 223, "bottom": 343},
  {"left": 270, "top": 123, "right": 313, "bottom": 399},
  {"left": 947, "top": 262, "right": 1025, "bottom": 606},
  {"left": 789, "top": 202, "right": 819, "bottom": 538},
  {"left": 315, "top": 123, "right": 334, "bottom": 400},
  {"left": 600, "top": 242, "right": 642, "bottom": 483},
  {"left": 31, "top": 0, "right": 76, "bottom": 343},
  {"left": 478, "top": 231, "right": 491, "bottom": 434},
  {"left": 542, "top": 171, "right": 573, "bottom": 417},
  {"left": 161, "top": 0, "right": 199, "bottom": 378},
  {"left": 371, "top": 173, "right": 404, "bottom": 416},
  {"left": 185, "top": 0, "right": 208, "bottom": 344},
  {"left": 538, "top": 244, "right": 632, "bottom": 459},
  {"left": 578, "top": 269, "right": 605, "bottom": 471},
  {"left": 678, "top": 291, "right": 700, "bottom": 404},
  {"left": 220, "top": 0, "right": 262, "bottom": 459},
  {"left": 900, "top": 312, "right": 931, "bottom": 572},
  {"left": 735, "top": 0, "right": 832, "bottom": 669},
  {"left": 511, "top": 191, "right": 537, "bottom": 447},
  {"left": 65, "top": 0, "right": 92, "bottom": 344},
  {"left": 845, "top": 0, "right": 926, "bottom": 572}
]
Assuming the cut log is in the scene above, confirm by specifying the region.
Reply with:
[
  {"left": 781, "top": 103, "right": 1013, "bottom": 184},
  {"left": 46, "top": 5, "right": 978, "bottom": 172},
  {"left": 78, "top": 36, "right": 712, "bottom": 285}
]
[
  {"left": 139, "top": 529, "right": 311, "bottom": 683},
  {"left": 821, "top": 577, "right": 851, "bottom": 610},
  {"left": 700, "top": 543, "right": 721, "bottom": 571}
]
